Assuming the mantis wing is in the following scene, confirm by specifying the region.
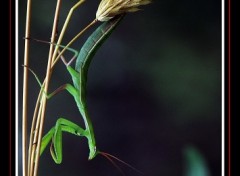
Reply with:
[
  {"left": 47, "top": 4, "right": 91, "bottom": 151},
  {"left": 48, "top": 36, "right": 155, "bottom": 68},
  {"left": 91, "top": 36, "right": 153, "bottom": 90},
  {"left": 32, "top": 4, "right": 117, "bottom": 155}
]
[{"left": 75, "top": 15, "right": 124, "bottom": 86}]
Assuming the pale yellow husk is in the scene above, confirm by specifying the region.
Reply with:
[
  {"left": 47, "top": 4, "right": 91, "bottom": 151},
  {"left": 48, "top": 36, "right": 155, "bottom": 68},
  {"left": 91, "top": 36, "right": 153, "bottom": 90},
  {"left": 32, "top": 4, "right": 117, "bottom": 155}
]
[{"left": 96, "top": 0, "right": 151, "bottom": 21}]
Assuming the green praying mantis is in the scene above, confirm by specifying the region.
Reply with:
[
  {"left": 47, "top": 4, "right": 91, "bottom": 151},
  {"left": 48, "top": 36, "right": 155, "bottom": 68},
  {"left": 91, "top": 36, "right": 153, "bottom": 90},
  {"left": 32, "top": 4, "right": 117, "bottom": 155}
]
[
  {"left": 40, "top": 15, "right": 122, "bottom": 161},
  {"left": 29, "top": 15, "right": 141, "bottom": 174}
]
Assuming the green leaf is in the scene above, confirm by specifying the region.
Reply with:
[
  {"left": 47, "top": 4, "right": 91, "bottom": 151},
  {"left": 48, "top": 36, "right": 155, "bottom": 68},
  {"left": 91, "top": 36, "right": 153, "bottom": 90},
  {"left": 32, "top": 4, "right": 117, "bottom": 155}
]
[{"left": 184, "top": 145, "right": 210, "bottom": 176}]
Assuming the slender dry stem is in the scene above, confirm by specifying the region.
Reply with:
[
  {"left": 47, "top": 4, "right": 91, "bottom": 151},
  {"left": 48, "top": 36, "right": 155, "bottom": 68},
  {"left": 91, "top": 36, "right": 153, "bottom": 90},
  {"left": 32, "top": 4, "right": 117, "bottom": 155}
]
[
  {"left": 29, "top": 0, "right": 62, "bottom": 175},
  {"left": 50, "top": 0, "right": 85, "bottom": 66},
  {"left": 22, "top": 0, "right": 32, "bottom": 174},
  {"left": 28, "top": 88, "right": 43, "bottom": 176}
]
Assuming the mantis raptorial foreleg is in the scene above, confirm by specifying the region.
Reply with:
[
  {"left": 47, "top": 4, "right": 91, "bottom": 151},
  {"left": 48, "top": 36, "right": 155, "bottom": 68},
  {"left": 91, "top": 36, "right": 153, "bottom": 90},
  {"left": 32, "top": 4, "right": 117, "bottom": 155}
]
[{"left": 40, "top": 118, "right": 85, "bottom": 164}]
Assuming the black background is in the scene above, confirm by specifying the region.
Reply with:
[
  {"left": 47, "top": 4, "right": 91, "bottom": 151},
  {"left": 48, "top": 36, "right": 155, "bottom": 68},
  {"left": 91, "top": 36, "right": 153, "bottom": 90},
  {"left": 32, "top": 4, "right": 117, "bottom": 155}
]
[{"left": 14, "top": 0, "right": 230, "bottom": 176}]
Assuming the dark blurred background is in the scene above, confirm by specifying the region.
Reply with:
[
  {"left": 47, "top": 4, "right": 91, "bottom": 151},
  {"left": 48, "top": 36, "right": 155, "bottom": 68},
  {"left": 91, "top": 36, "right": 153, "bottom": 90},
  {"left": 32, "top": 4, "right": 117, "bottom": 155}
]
[{"left": 18, "top": 0, "right": 221, "bottom": 175}]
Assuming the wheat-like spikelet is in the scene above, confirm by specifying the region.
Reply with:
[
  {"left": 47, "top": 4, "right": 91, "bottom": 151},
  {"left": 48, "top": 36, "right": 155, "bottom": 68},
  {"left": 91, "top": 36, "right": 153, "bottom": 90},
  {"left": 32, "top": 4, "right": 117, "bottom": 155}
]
[{"left": 96, "top": 0, "right": 151, "bottom": 21}]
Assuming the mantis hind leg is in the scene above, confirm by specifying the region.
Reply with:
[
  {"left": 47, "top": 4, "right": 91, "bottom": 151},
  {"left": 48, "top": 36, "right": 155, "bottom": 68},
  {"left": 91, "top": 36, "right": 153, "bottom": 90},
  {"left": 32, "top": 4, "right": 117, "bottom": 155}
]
[{"left": 40, "top": 118, "right": 85, "bottom": 164}]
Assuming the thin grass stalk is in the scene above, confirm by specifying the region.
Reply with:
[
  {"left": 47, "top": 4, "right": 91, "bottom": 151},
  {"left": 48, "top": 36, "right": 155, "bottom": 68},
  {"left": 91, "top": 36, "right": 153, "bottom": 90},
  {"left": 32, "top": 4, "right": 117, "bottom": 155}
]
[
  {"left": 51, "top": 0, "right": 85, "bottom": 66},
  {"left": 22, "top": 0, "right": 32, "bottom": 174},
  {"left": 27, "top": 89, "right": 41, "bottom": 175},
  {"left": 28, "top": 92, "right": 44, "bottom": 176},
  {"left": 30, "top": 0, "right": 62, "bottom": 175}
]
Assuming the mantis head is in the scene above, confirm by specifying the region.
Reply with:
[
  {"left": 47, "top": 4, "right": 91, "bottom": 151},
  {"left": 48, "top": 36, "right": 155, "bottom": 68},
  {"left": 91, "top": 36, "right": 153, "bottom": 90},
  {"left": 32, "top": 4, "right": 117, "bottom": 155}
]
[{"left": 88, "top": 145, "right": 98, "bottom": 160}]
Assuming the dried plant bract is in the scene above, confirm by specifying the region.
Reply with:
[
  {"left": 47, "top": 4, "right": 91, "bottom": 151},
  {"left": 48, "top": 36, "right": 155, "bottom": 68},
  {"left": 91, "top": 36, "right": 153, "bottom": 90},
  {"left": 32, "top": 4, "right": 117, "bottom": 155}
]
[{"left": 96, "top": 0, "right": 151, "bottom": 21}]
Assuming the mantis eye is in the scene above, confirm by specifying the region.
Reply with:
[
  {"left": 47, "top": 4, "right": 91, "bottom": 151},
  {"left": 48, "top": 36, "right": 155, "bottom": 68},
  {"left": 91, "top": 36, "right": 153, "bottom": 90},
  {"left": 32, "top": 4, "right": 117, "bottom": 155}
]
[{"left": 75, "top": 130, "right": 81, "bottom": 136}]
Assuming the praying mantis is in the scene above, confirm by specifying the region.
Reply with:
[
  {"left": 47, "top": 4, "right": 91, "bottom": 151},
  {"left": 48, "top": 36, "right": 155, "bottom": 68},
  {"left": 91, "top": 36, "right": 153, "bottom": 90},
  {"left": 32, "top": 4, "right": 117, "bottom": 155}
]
[
  {"left": 36, "top": 15, "right": 139, "bottom": 171},
  {"left": 25, "top": 14, "right": 142, "bottom": 175},
  {"left": 23, "top": 0, "right": 152, "bottom": 175}
]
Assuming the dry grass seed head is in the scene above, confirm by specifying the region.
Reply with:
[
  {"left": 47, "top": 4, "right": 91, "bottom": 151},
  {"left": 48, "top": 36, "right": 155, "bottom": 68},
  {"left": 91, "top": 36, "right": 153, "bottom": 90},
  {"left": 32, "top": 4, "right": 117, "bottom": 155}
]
[{"left": 96, "top": 0, "right": 151, "bottom": 21}]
